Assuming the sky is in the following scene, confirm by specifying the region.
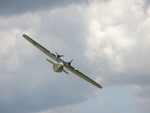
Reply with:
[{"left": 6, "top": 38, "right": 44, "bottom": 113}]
[{"left": 0, "top": 0, "right": 150, "bottom": 113}]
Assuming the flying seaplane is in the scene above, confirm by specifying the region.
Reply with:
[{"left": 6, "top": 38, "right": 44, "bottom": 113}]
[{"left": 22, "top": 34, "right": 102, "bottom": 89}]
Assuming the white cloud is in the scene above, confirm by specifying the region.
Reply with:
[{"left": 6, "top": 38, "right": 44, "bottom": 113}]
[
  {"left": 83, "top": 0, "right": 150, "bottom": 81},
  {"left": 0, "top": 0, "right": 150, "bottom": 113},
  {"left": 0, "top": 3, "right": 97, "bottom": 113},
  {"left": 0, "top": 29, "right": 21, "bottom": 73},
  {"left": 82, "top": 0, "right": 150, "bottom": 112}
]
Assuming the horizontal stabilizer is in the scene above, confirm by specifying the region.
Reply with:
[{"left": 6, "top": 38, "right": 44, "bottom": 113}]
[
  {"left": 46, "top": 59, "right": 55, "bottom": 64},
  {"left": 63, "top": 69, "right": 69, "bottom": 74}
]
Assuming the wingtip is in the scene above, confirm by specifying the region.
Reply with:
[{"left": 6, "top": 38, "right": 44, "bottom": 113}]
[
  {"left": 97, "top": 85, "right": 103, "bottom": 89},
  {"left": 23, "top": 34, "right": 27, "bottom": 37}
]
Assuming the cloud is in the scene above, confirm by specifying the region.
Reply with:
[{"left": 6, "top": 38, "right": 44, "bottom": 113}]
[
  {"left": 0, "top": 29, "right": 21, "bottom": 74},
  {"left": 0, "top": 0, "right": 150, "bottom": 113},
  {"left": 0, "top": 0, "right": 94, "bottom": 16},
  {"left": 132, "top": 85, "right": 150, "bottom": 112},
  {"left": 0, "top": 3, "right": 98, "bottom": 113},
  {"left": 82, "top": 0, "right": 150, "bottom": 112},
  {"left": 83, "top": 0, "right": 150, "bottom": 85}
]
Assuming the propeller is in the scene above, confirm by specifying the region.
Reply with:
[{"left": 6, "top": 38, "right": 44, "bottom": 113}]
[
  {"left": 56, "top": 52, "right": 64, "bottom": 58},
  {"left": 68, "top": 60, "right": 73, "bottom": 66}
]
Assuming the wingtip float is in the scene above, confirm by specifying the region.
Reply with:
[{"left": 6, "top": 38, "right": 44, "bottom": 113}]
[{"left": 22, "top": 34, "right": 103, "bottom": 89}]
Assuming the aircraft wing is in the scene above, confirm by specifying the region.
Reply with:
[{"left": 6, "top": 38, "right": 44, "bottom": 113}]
[
  {"left": 23, "top": 34, "right": 63, "bottom": 63},
  {"left": 64, "top": 64, "right": 103, "bottom": 89},
  {"left": 22, "top": 34, "right": 102, "bottom": 89}
]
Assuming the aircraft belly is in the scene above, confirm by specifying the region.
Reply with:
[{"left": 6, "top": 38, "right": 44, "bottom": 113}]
[{"left": 53, "top": 64, "right": 64, "bottom": 72}]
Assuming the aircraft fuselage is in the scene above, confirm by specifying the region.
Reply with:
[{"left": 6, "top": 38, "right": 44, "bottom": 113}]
[{"left": 53, "top": 63, "right": 64, "bottom": 72}]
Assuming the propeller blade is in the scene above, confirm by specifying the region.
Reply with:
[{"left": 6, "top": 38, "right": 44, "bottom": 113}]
[
  {"left": 68, "top": 60, "right": 73, "bottom": 66},
  {"left": 56, "top": 52, "right": 64, "bottom": 58}
]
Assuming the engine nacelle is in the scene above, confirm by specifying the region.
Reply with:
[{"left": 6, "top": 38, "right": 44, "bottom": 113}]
[{"left": 53, "top": 63, "right": 64, "bottom": 73}]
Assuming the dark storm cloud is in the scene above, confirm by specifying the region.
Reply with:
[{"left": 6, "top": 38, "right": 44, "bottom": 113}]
[
  {"left": 0, "top": 0, "right": 91, "bottom": 16},
  {"left": 144, "top": 0, "right": 150, "bottom": 10}
]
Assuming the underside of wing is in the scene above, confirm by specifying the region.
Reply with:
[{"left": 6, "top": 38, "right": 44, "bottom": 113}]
[{"left": 64, "top": 65, "right": 102, "bottom": 89}]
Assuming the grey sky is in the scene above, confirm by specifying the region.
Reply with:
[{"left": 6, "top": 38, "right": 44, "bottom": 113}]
[
  {"left": 0, "top": 0, "right": 93, "bottom": 16},
  {"left": 0, "top": 0, "right": 150, "bottom": 113}
]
